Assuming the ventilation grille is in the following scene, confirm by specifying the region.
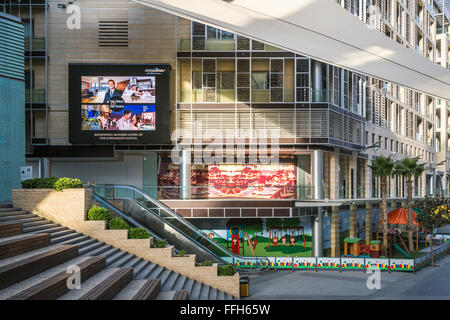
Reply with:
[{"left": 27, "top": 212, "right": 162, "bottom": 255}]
[{"left": 98, "top": 20, "right": 128, "bottom": 47}]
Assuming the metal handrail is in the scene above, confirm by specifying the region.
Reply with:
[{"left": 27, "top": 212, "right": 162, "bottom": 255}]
[
  {"left": 92, "top": 192, "right": 164, "bottom": 242},
  {"left": 91, "top": 184, "right": 270, "bottom": 272}
]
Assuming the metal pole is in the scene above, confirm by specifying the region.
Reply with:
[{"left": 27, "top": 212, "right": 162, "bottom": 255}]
[{"left": 312, "top": 209, "right": 323, "bottom": 257}]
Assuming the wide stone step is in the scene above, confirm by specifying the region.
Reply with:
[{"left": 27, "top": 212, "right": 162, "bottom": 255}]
[
  {"left": 182, "top": 278, "right": 195, "bottom": 297},
  {"left": 189, "top": 281, "right": 203, "bottom": 300},
  {"left": 199, "top": 284, "right": 210, "bottom": 300},
  {"left": 172, "top": 275, "right": 188, "bottom": 291},
  {"left": 0, "top": 233, "right": 51, "bottom": 259},
  {"left": 79, "top": 243, "right": 110, "bottom": 256},
  {"left": 0, "top": 244, "right": 79, "bottom": 290},
  {"left": 162, "top": 271, "right": 180, "bottom": 291},
  {"left": 0, "top": 208, "right": 21, "bottom": 213},
  {"left": 113, "top": 279, "right": 161, "bottom": 300},
  {"left": 7, "top": 256, "right": 106, "bottom": 300},
  {"left": 22, "top": 220, "right": 53, "bottom": 228},
  {"left": 156, "top": 290, "right": 189, "bottom": 300},
  {"left": 51, "top": 232, "right": 82, "bottom": 244},
  {"left": 135, "top": 262, "right": 158, "bottom": 279},
  {"left": 78, "top": 268, "right": 133, "bottom": 300},
  {"left": 0, "top": 222, "right": 22, "bottom": 238},
  {"left": 24, "top": 224, "right": 62, "bottom": 233},
  {"left": 0, "top": 215, "right": 40, "bottom": 223},
  {"left": 0, "top": 211, "right": 26, "bottom": 217}
]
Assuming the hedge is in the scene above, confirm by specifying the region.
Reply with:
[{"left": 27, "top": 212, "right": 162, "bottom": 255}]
[
  {"left": 218, "top": 264, "right": 236, "bottom": 276},
  {"left": 129, "top": 228, "right": 151, "bottom": 239},
  {"left": 86, "top": 205, "right": 151, "bottom": 240},
  {"left": 87, "top": 205, "right": 111, "bottom": 221},
  {"left": 108, "top": 217, "right": 130, "bottom": 230},
  {"left": 21, "top": 177, "right": 83, "bottom": 191},
  {"left": 152, "top": 238, "right": 167, "bottom": 248},
  {"left": 21, "top": 177, "right": 58, "bottom": 189}
]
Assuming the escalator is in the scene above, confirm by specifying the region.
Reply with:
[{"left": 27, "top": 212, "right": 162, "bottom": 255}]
[{"left": 91, "top": 184, "right": 269, "bottom": 272}]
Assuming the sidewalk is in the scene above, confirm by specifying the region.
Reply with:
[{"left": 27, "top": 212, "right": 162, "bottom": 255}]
[{"left": 243, "top": 254, "right": 450, "bottom": 300}]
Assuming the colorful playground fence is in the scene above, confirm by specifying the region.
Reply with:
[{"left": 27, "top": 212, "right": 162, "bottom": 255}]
[{"left": 231, "top": 243, "right": 450, "bottom": 272}]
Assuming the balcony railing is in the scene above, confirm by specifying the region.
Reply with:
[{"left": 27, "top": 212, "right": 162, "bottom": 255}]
[
  {"left": 25, "top": 37, "right": 45, "bottom": 51},
  {"left": 25, "top": 89, "right": 46, "bottom": 103}
]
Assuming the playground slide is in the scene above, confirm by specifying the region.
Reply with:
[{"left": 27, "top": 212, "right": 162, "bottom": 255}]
[
  {"left": 243, "top": 232, "right": 255, "bottom": 256},
  {"left": 392, "top": 243, "right": 411, "bottom": 259}
]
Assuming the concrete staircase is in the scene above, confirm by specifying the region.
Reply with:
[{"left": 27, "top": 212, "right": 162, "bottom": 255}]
[{"left": 0, "top": 207, "right": 235, "bottom": 300}]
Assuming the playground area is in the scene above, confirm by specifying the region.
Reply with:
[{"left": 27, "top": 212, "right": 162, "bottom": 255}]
[{"left": 214, "top": 234, "right": 313, "bottom": 257}]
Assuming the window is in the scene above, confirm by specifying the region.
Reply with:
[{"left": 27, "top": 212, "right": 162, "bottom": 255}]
[
  {"left": 25, "top": 70, "right": 35, "bottom": 89},
  {"left": 206, "top": 26, "right": 234, "bottom": 40},
  {"left": 251, "top": 72, "right": 269, "bottom": 89},
  {"left": 217, "top": 72, "right": 234, "bottom": 89},
  {"left": 192, "top": 72, "right": 202, "bottom": 89},
  {"left": 23, "top": 19, "right": 34, "bottom": 38}
]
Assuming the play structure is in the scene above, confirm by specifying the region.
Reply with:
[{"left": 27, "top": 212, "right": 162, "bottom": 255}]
[
  {"left": 268, "top": 226, "right": 306, "bottom": 251},
  {"left": 343, "top": 238, "right": 381, "bottom": 258},
  {"left": 243, "top": 232, "right": 256, "bottom": 256},
  {"left": 226, "top": 225, "right": 245, "bottom": 255},
  {"left": 376, "top": 207, "right": 421, "bottom": 258}
]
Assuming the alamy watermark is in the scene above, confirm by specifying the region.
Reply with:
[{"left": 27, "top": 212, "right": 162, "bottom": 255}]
[
  {"left": 366, "top": 267, "right": 381, "bottom": 290},
  {"left": 66, "top": 264, "right": 81, "bottom": 290},
  {"left": 66, "top": 4, "right": 81, "bottom": 30}
]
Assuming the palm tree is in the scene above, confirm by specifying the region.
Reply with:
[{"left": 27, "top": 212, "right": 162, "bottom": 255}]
[
  {"left": 369, "top": 155, "right": 395, "bottom": 256},
  {"left": 394, "top": 157, "right": 426, "bottom": 252}
]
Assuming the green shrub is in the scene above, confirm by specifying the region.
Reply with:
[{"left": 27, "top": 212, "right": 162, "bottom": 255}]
[
  {"left": 54, "top": 178, "right": 83, "bottom": 191},
  {"left": 152, "top": 238, "right": 167, "bottom": 248},
  {"left": 21, "top": 177, "right": 83, "bottom": 191},
  {"left": 108, "top": 217, "right": 130, "bottom": 230},
  {"left": 87, "top": 205, "right": 111, "bottom": 221},
  {"left": 218, "top": 264, "right": 236, "bottom": 276},
  {"left": 129, "top": 228, "right": 151, "bottom": 239},
  {"left": 21, "top": 177, "right": 58, "bottom": 189},
  {"left": 202, "top": 260, "right": 213, "bottom": 266},
  {"left": 178, "top": 250, "right": 186, "bottom": 257}
]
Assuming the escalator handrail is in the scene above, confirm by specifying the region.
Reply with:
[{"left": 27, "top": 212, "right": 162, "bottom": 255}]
[
  {"left": 93, "top": 184, "right": 270, "bottom": 271},
  {"left": 92, "top": 192, "right": 164, "bottom": 242}
]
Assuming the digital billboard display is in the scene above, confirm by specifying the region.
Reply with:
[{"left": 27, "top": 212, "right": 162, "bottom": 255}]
[{"left": 69, "top": 64, "right": 171, "bottom": 144}]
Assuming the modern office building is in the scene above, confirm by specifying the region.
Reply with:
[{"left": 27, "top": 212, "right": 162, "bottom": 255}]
[
  {"left": 2, "top": 0, "right": 449, "bottom": 254},
  {"left": 0, "top": 11, "right": 24, "bottom": 203}
]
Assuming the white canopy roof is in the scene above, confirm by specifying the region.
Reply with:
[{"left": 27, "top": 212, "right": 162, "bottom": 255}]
[{"left": 134, "top": 0, "right": 450, "bottom": 100}]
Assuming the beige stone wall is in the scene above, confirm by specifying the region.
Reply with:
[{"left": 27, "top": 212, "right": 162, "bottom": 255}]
[{"left": 12, "top": 188, "right": 240, "bottom": 298}]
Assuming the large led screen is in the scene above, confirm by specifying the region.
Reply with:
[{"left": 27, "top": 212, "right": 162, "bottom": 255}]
[
  {"left": 206, "top": 164, "right": 297, "bottom": 199},
  {"left": 69, "top": 64, "right": 171, "bottom": 144}
]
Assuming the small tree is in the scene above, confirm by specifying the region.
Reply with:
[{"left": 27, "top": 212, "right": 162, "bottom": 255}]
[
  {"left": 415, "top": 195, "right": 450, "bottom": 266},
  {"left": 393, "top": 156, "right": 426, "bottom": 251},
  {"left": 369, "top": 156, "right": 395, "bottom": 256}
]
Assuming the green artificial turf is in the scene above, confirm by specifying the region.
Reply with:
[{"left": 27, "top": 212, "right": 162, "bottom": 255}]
[{"left": 214, "top": 235, "right": 313, "bottom": 257}]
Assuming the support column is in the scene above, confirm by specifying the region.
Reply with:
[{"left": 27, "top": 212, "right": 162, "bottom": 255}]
[
  {"left": 329, "top": 148, "right": 340, "bottom": 200},
  {"left": 443, "top": 173, "right": 448, "bottom": 197},
  {"left": 39, "top": 157, "right": 51, "bottom": 178},
  {"left": 331, "top": 206, "right": 340, "bottom": 257},
  {"left": 313, "top": 150, "right": 324, "bottom": 200},
  {"left": 179, "top": 149, "right": 191, "bottom": 200},
  {"left": 365, "top": 157, "right": 372, "bottom": 199},
  {"left": 312, "top": 208, "right": 323, "bottom": 257},
  {"left": 313, "top": 60, "right": 323, "bottom": 102},
  {"left": 312, "top": 150, "right": 324, "bottom": 256},
  {"left": 365, "top": 202, "right": 372, "bottom": 245},
  {"left": 349, "top": 203, "right": 357, "bottom": 238},
  {"left": 352, "top": 152, "right": 358, "bottom": 199}
]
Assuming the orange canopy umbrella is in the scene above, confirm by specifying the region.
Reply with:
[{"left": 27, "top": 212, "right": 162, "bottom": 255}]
[
  {"left": 378, "top": 207, "right": 420, "bottom": 251},
  {"left": 378, "top": 208, "right": 419, "bottom": 226}
]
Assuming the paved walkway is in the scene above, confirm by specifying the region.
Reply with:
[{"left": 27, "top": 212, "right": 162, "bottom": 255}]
[{"left": 243, "top": 255, "right": 450, "bottom": 300}]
